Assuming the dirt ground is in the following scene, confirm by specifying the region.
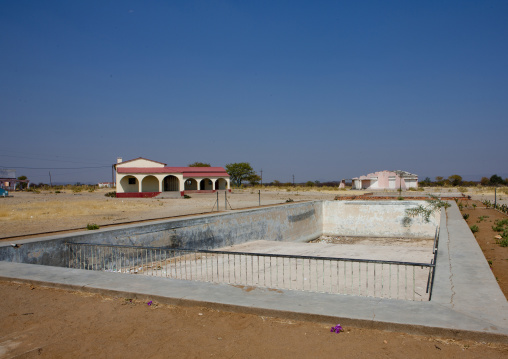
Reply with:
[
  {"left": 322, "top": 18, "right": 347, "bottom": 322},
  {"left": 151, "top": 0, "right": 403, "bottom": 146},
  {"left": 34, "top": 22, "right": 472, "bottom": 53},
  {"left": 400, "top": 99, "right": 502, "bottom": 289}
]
[
  {"left": 460, "top": 200, "right": 508, "bottom": 299},
  {"left": 2, "top": 280, "right": 507, "bottom": 359},
  {"left": 0, "top": 188, "right": 337, "bottom": 239},
  {"left": 2, "top": 189, "right": 508, "bottom": 358}
]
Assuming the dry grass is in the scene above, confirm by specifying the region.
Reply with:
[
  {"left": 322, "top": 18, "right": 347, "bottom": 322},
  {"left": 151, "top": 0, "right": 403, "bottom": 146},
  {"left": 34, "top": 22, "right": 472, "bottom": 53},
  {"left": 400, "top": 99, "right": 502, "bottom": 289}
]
[
  {"left": 0, "top": 197, "right": 161, "bottom": 221},
  {"left": 248, "top": 185, "right": 350, "bottom": 193}
]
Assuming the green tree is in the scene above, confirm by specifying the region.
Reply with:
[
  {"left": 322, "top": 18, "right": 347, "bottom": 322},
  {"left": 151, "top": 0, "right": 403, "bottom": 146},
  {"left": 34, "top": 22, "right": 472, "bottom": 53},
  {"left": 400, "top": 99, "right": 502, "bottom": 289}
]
[
  {"left": 480, "top": 177, "right": 490, "bottom": 186},
  {"left": 435, "top": 176, "right": 444, "bottom": 186},
  {"left": 448, "top": 175, "right": 463, "bottom": 186},
  {"left": 420, "top": 177, "right": 432, "bottom": 186},
  {"left": 272, "top": 180, "right": 281, "bottom": 186},
  {"left": 490, "top": 174, "right": 504, "bottom": 185},
  {"left": 305, "top": 181, "right": 314, "bottom": 187},
  {"left": 188, "top": 162, "right": 211, "bottom": 167},
  {"left": 17, "top": 175, "right": 28, "bottom": 190},
  {"left": 225, "top": 162, "right": 255, "bottom": 186},
  {"left": 247, "top": 173, "right": 261, "bottom": 186}
]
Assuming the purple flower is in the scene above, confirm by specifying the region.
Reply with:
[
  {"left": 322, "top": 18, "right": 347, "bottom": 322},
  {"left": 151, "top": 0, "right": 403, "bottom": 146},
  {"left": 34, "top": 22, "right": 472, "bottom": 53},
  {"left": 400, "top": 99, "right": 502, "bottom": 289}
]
[
  {"left": 147, "top": 300, "right": 153, "bottom": 306},
  {"left": 330, "top": 324, "right": 343, "bottom": 333}
]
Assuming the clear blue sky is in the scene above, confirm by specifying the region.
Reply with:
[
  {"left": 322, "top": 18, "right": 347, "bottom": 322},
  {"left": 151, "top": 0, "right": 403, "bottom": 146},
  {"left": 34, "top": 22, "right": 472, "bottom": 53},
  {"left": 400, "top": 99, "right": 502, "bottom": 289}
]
[{"left": 1, "top": 0, "right": 507, "bottom": 184}]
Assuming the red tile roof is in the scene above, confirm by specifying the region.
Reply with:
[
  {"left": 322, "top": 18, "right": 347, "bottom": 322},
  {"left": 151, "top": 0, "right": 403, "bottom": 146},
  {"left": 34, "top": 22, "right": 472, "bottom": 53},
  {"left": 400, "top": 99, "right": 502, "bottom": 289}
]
[{"left": 117, "top": 167, "right": 229, "bottom": 177}]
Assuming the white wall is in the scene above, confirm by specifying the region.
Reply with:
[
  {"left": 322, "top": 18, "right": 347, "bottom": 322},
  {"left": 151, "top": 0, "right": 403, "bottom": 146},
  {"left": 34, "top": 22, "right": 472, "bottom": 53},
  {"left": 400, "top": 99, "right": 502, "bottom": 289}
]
[
  {"left": 116, "top": 159, "right": 165, "bottom": 168},
  {"left": 323, "top": 200, "right": 439, "bottom": 238}
]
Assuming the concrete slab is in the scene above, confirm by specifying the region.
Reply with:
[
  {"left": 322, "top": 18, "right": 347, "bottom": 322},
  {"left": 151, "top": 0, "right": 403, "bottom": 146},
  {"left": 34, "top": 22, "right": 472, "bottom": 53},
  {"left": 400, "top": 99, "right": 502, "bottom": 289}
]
[{"left": 221, "top": 239, "right": 433, "bottom": 262}]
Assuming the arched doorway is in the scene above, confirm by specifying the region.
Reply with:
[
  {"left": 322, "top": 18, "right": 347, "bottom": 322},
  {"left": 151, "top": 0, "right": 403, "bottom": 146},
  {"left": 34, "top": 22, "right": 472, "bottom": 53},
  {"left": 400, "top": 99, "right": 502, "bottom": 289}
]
[
  {"left": 215, "top": 178, "right": 227, "bottom": 190},
  {"left": 200, "top": 178, "right": 213, "bottom": 190},
  {"left": 163, "top": 175, "right": 179, "bottom": 191},
  {"left": 141, "top": 175, "right": 159, "bottom": 192},
  {"left": 184, "top": 178, "right": 198, "bottom": 190},
  {"left": 119, "top": 176, "right": 139, "bottom": 193}
]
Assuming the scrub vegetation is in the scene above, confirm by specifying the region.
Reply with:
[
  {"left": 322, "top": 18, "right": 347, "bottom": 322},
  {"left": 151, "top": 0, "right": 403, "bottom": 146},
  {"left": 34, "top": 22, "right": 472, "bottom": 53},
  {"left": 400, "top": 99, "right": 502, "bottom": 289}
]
[{"left": 459, "top": 201, "right": 508, "bottom": 298}]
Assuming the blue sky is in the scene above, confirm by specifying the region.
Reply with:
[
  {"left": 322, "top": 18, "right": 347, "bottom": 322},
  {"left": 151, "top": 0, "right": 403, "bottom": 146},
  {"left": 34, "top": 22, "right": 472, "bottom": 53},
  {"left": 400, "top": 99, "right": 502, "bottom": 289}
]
[{"left": 1, "top": 0, "right": 507, "bottom": 184}]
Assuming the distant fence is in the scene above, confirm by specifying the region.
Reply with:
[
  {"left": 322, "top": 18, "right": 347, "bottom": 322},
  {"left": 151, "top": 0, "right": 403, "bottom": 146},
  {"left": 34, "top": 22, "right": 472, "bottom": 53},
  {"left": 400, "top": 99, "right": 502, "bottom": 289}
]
[{"left": 66, "top": 241, "right": 437, "bottom": 301}]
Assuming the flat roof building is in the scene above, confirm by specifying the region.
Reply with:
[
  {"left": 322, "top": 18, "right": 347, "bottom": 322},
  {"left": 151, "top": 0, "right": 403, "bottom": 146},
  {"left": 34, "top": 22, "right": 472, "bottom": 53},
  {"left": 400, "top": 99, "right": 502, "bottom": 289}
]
[{"left": 352, "top": 170, "right": 418, "bottom": 190}]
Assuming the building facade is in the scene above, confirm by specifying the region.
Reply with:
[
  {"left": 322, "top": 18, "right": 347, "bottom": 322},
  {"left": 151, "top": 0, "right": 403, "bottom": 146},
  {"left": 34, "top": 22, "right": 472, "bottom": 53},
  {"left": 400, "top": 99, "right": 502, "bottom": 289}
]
[
  {"left": 0, "top": 169, "right": 30, "bottom": 190},
  {"left": 352, "top": 170, "right": 418, "bottom": 190},
  {"left": 114, "top": 157, "right": 230, "bottom": 198}
]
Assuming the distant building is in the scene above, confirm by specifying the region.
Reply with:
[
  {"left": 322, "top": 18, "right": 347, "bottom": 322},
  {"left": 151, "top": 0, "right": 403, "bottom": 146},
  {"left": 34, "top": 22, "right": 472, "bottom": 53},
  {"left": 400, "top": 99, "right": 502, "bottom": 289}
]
[
  {"left": 352, "top": 170, "right": 418, "bottom": 190},
  {"left": 98, "top": 182, "right": 115, "bottom": 188},
  {"left": 0, "top": 168, "right": 30, "bottom": 190},
  {"left": 114, "top": 157, "right": 230, "bottom": 198}
]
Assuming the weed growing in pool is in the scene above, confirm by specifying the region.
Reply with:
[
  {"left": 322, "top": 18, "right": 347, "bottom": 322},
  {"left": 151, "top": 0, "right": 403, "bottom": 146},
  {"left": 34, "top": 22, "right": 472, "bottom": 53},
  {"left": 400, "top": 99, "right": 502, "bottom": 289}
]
[
  {"left": 463, "top": 213, "right": 469, "bottom": 220},
  {"left": 470, "top": 225, "right": 479, "bottom": 234},
  {"left": 87, "top": 223, "right": 100, "bottom": 230},
  {"left": 404, "top": 194, "right": 451, "bottom": 224}
]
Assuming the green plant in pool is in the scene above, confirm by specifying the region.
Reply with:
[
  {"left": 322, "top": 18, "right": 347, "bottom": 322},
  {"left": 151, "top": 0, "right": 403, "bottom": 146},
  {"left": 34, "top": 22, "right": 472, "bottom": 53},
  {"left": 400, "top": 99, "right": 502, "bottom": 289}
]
[
  {"left": 404, "top": 194, "right": 450, "bottom": 224},
  {"left": 87, "top": 223, "right": 100, "bottom": 230}
]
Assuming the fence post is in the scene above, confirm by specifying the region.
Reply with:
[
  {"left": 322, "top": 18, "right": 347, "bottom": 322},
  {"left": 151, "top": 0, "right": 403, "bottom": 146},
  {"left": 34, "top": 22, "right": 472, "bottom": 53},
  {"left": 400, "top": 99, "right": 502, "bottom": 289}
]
[
  {"left": 217, "top": 191, "right": 219, "bottom": 211},
  {"left": 494, "top": 187, "right": 497, "bottom": 208},
  {"left": 259, "top": 190, "right": 261, "bottom": 206}
]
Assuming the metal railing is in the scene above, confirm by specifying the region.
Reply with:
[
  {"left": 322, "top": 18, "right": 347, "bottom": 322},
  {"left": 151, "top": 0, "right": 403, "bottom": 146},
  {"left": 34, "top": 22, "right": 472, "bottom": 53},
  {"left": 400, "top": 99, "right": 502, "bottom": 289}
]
[{"left": 65, "top": 242, "right": 437, "bottom": 301}]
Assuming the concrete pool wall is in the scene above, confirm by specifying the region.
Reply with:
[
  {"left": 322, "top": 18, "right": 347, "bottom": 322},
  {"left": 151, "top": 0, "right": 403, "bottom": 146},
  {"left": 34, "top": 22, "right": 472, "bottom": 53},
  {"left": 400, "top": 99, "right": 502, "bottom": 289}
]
[
  {"left": 0, "top": 200, "right": 437, "bottom": 268},
  {"left": 323, "top": 200, "right": 439, "bottom": 238}
]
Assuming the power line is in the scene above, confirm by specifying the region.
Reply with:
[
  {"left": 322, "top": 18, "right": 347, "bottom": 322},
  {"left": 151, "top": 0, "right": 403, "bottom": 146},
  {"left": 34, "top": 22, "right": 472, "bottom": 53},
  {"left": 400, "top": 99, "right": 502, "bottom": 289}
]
[
  {"left": 2, "top": 166, "right": 111, "bottom": 170},
  {"left": 0, "top": 154, "right": 110, "bottom": 166}
]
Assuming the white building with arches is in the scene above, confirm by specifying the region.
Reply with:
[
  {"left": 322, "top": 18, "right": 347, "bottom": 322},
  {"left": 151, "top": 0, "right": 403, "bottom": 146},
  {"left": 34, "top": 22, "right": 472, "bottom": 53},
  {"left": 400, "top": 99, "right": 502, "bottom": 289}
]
[{"left": 114, "top": 157, "right": 230, "bottom": 198}]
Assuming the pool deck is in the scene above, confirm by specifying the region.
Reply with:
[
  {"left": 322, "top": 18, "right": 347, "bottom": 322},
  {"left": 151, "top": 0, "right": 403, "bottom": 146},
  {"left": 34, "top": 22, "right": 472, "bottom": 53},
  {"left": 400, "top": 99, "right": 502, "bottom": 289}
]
[{"left": 1, "top": 202, "right": 508, "bottom": 343}]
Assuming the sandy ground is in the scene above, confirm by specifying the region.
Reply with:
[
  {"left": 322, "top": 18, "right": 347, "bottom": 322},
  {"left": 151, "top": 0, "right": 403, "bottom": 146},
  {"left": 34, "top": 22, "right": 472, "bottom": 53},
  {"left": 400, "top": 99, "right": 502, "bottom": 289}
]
[
  {"left": 2, "top": 280, "right": 508, "bottom": 359},
  {"left": 460, "top": 201, "right": 508, "bottom": 299},
  {"left": 2, "top": 188, "right": 508, "bottom": 357},
  {"left": 0, "top": 188, "right": 337, "bottom": 239},
  {"left": 1, "top": 187, "right": 505, "bottom": 240}
]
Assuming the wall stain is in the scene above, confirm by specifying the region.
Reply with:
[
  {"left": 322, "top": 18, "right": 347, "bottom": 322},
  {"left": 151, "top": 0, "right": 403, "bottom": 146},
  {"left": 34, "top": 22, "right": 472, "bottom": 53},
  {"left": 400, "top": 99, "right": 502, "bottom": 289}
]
[{"left": 288, "top": 209, "right": 315, "bottom": 222}]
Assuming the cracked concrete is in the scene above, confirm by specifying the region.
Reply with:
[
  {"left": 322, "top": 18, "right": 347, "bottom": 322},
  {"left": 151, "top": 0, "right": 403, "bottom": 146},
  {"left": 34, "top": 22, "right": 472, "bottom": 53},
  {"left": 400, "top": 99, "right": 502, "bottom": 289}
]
[{"left": 445, "top": 213, "right": 456, "bottom": 308}]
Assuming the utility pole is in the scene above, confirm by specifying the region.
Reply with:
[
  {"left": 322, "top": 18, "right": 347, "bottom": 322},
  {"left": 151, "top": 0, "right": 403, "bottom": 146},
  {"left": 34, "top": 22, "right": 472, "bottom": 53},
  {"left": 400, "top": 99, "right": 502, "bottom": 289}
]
[
  {"left": 260, "top": 169, "right": 263, "bottom": 186},
  {"left": 495, "top": 187, "right": 497, "bottom": 208},
  {"left": 49, "top": 171, "right": 52, "bottom": 187},
  {"left": 292, "top": 174, "right": 295, "bottom": 186}
]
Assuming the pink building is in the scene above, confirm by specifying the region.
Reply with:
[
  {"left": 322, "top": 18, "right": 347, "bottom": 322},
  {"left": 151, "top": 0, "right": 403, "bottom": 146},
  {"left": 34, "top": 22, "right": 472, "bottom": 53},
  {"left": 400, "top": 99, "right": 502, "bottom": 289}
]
[{"left": 352, "top": 170, "right": 418, "bottom": 190}]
